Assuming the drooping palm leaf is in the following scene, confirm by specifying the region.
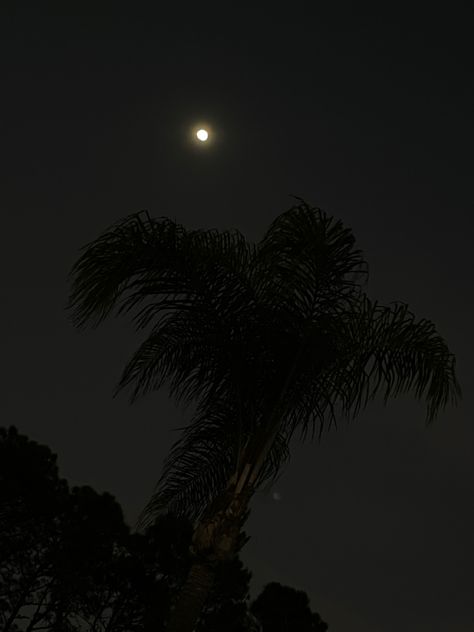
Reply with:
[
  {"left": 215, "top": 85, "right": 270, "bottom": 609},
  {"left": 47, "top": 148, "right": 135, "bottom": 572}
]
[
  {"left": 68, "top": 211, "right": 256, "bottom": 331},
  {"left": 136, "top": 398, "right": 291, "bottom": 527},
  {"left": 68, "top": 211, "right": 260, "bottom": 409},
  {"left": 336, "top": 298, "right": 461, "bottom": 421},
  {"left": 254, "top": 200, "right": 368, "bottom": 320}
]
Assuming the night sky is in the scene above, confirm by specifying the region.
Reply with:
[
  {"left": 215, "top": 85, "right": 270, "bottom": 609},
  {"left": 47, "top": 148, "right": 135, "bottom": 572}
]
[{"left": 2, "top": 6, "right": 473, "bottom": 631}]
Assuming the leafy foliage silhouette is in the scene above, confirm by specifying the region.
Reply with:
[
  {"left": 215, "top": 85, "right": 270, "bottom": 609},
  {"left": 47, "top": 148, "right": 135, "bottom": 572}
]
[
  {"left": 1, "top": 426, "right": 162, "bottom": 631},
  {"left": 67, "top": 200, "right": 460, "bottom": 631},
  {"left": 250, "top": 582, "right": 328, "bottom": 631},
  {"left": 0, "top": 427, "right": 326, "bottom": 631}
]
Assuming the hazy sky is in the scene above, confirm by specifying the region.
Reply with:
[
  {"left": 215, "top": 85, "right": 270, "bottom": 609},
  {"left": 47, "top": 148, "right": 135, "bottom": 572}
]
[{"left": 2, "top": 6, "right": 473, "bottom": 631}]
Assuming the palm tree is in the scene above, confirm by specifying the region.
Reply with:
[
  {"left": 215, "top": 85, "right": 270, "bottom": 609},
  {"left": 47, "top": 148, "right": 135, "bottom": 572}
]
[{"left": 67, "top": 200, "right": 460, "bottom": 632}]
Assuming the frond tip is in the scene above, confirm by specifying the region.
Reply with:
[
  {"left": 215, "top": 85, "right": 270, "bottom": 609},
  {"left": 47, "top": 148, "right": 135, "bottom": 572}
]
[{"left": 341, "top": 299, "right": 462, "bottom": 423}]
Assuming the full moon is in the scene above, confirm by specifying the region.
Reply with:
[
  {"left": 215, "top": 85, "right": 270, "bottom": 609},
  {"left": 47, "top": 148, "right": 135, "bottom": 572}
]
[{"left": 196, "top": 129, "right": 209, "bottom": 142}]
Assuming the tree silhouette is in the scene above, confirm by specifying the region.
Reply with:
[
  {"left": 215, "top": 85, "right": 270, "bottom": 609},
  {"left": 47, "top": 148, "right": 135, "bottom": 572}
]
[
  {"left": 0, "top": 426, "right": 69, "bottom": 631},
  {"left": 67, "top": 200, "right": 460, "bottom": 631},
  {"left": 0, "top": 426, "right": 163, "bottom": 631},
  {"left": 250, "top": 583, "right": 328, "bottom": 631},
  {"left": 1, "top": 426, "right": 325, "bottom": 631}
]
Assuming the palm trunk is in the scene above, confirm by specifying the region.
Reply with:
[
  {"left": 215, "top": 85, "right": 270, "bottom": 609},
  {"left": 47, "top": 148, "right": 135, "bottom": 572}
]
[
  {"left": 165, "top": 560, "right": 215, "bottom": 632},
  {"left": 165, "top": 485, "right": 253, "bottom": 632},
  {"left": 164, "top": 362, "right": 302, "bottom": 632}
]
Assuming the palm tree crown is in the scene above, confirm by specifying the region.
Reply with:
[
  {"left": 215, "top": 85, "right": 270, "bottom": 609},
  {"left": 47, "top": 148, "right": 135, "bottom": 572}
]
[{"left": 68, "top": 200, "right": 461, "bottom": 528}]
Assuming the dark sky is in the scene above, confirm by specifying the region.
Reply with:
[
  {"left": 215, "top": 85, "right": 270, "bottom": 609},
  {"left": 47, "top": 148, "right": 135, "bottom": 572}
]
[{"left": 2, "top": 5, "right": 473, "bottom": 631}]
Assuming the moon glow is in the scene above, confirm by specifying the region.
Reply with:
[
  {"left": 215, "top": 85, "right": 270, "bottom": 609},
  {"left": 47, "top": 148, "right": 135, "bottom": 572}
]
[{"left": 196, "top": 129, "right": 209, "bottom": 142}]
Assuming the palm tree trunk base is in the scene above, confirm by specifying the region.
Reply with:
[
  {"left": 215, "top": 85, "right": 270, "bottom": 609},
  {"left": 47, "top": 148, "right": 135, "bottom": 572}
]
[{"left": 166, "top": 561, "right": 215, "bottom": 632}]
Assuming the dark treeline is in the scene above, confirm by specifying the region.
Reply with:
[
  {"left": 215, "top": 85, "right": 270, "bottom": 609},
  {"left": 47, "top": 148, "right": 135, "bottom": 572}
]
[{"left": 0, "top": 426, "right": 328, "bottom": 631}]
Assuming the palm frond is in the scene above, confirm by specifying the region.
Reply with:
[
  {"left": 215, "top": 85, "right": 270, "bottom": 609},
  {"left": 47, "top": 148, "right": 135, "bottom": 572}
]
[
  {"left": 68, "top": 211, "right": 177, "bottom": 329},
  {"left": 280, "top": 297, "right": 461, "bottom": 439},
  {"left": 136, "top": 396, "right": 291, "bottom": 528},
  {"left": 136, "top": 400, "right": 242, "bottom": 528},
  {"left": 68, "top": 210, "right": 260, "bottom": 407},
  {"left": 339, "top": 298, "right": 461, "bottom": 422},
  {"left": 114, "top": 310, "right": 227, "bottom": 405},
  {"left": 67, "top": 210, "right": 256, "bottom": 331},
  {"left": 254, "top": 200, "right": 368, "bottom": 320}
]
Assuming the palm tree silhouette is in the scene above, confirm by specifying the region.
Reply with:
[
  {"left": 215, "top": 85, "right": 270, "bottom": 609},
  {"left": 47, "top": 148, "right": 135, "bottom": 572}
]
[{"left": 68, "top": 200, "right": 460, "bottom": 632}]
